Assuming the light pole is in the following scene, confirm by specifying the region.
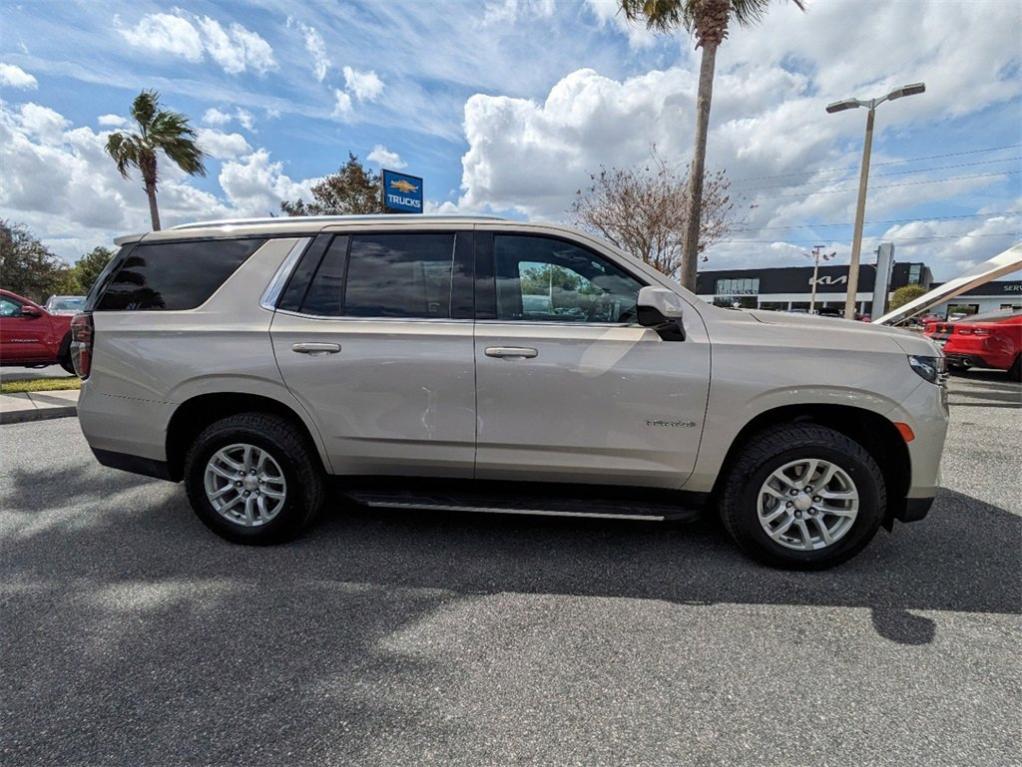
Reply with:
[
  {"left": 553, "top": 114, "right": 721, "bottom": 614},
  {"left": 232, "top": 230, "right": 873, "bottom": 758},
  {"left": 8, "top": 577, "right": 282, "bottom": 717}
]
[
  {"left": 826, "top": 82, "right": 925, "bottom": 319},
  {"left": 804, "top": 245, "right": 836, "bottom": 314}
]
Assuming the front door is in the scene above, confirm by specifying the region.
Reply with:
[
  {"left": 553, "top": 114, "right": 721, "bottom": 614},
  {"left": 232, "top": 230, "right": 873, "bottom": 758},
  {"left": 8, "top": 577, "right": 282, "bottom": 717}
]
[
  {"left": 473, "top": 232, "right": 711, "bottom": 489},
  {"left": 0, "top": 295, "right": 50, "bottom": 362},
  {"left": 271, "top": 230, "right": 477, "bottom": 477}
]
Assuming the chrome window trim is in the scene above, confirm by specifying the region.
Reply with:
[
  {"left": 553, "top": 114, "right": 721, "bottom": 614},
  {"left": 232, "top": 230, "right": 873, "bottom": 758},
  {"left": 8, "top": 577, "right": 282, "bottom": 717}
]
[
  {"left": 271, "top": 309, "right": 637, "bottom": 329},
  {"left": 476, "top": 319, "right": 639, "bottom": 329},
  {"left": 260, "top": 237, "right": 311, "bottom": 311},
  {"left": 273, "top": 308, "right": 474, "bottom": 324}
]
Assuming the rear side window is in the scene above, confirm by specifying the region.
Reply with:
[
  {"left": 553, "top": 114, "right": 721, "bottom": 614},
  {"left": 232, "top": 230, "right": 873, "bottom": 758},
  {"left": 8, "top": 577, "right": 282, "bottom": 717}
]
[
  {"left": 296, "top": 233, "right": 469, "bottom": 319},
  {"left": 95, "top": 238, "right": 265, "bottom": 311},
  {"left": 345, "top": 233, "right": 455, "bottom": 318}
]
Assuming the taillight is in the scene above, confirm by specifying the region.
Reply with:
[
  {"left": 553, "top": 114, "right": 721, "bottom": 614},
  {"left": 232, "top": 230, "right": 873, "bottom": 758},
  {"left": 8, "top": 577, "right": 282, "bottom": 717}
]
[{"left": 70, "top": 312, "right": 93, "bottom": 379}]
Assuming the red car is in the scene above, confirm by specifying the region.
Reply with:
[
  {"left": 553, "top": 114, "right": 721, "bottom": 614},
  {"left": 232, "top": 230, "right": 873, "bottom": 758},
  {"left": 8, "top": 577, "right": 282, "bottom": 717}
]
[
  {"left": 924, "top": 309, "right": 1022, "bottom": 381},
  {"left": 0, "top": 288, "right": 76, "bottom": 375}
]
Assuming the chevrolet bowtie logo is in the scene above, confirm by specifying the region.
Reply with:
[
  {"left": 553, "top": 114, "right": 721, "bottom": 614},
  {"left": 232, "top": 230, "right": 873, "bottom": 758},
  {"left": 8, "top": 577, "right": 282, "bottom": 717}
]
[{"left": 389, "top": 179, "right": 419, "bottom": 193}]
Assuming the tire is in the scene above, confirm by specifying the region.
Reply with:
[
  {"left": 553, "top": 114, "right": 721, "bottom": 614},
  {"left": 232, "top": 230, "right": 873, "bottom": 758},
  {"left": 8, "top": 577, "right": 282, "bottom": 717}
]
[
  {"left": 719, "top": 424, "right": 885, "bottom": 570},
  {"left": 58, "top": 333, "right": 76, "bottom": 376},
  {"left": 184, "top": 412, "right": 327, "bottom": 544},
  {"left": 1008, "top": 354, "right": 1021, "bottom": 383}
]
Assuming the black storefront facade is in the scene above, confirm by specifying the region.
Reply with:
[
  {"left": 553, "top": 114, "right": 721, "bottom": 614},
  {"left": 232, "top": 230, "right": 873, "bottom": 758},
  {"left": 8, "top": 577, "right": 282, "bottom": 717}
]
[{"left": 695, "top": 262, "right": 933, "bottom": 315}]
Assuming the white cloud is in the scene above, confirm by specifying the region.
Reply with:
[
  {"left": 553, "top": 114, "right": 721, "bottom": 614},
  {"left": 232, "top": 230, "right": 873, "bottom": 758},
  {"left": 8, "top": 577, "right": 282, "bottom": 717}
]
[
  {"left": 289, "top": 18, "right": 330, "bottom": 82},
  {"left": 16, "top": 103, "right": 70, "bottom": 145},
  {"left": 457, "top": 57, "right": 1019, "bottom": 278},
  {"left": 0, "top": 63, "right": 38, "bottom": 89},
  {"left": 583, "top": 0, "right": 657, "bottom": 49},
  {"left": 202, "top": 106, "right": 255, "bottom": 131},
  {"left": 343, "top": 66, "right": 384, "bottom": 101},
  {"left": 483, "top": 0, "right": 556, "bottom": 25},
  {"left": 218, "top": 149, "right": 316, "bottom": 216},
  {"left": 332, "top": 89, "right": 353, "bottom": 119},
  {"left": 203, "top": 107, "right": 231, "bottom": 126},
  {"left": 235, "top": 108, "right": 255, "bottom": 130},
  {"left": 97, "top": 114, "right": 127, "bottom": 128},
  {"left": 196, "top": 16, "right": 276, "bottom": 75},
  {"left": 117, "top": 12, "right": 204, "bottom": 62},
  {"left": 196, "top": 128, "right": 252, "bottom": 160},
  {"left": 367, "top": 144, "right": 406, "bottom": 169},
  {"left": 117, "top": 11, "right": 276, "bottom": 75}
]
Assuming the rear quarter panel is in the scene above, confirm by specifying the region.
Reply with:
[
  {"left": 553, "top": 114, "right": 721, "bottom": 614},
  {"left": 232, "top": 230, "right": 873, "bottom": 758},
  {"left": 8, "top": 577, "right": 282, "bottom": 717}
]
[{"left": 78, "top": 237, "right": 328, "bottom": 465}]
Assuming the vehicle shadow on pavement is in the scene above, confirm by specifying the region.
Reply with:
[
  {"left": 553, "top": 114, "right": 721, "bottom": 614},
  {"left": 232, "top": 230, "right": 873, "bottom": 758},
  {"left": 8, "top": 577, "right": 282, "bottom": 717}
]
[
  {"left": 4, "top": 463, "right": 1019, "bottom": 634},
  {"left": 2, "top": 467, "right": 1019, "bottom": 764}
]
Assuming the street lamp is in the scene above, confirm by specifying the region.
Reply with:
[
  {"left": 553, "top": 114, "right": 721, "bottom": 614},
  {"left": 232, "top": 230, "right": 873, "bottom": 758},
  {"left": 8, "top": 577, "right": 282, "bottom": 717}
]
[{"left": 826, "top": 82, "right": 926, "bottom": 319}]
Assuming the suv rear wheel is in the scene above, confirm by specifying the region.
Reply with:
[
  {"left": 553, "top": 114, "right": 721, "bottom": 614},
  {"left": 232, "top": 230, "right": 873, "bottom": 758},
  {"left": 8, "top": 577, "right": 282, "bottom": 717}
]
[
  {"left": 719, "top": 424, "right": 885, "bottom": 569},
  {"left": 183, "top": 412, "right": 326, "bottom": 544}
]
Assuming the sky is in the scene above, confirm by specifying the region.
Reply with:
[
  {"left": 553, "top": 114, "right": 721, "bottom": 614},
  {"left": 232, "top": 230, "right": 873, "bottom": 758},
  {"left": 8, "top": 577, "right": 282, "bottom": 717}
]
[{"left": 1, "top": 0, "right": 1020, "bottom": 280}]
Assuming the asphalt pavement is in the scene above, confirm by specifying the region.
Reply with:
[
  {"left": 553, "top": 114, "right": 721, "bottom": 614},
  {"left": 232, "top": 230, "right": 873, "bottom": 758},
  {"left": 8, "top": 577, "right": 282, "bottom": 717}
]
[{"left": 1, "top": 376, "right": 1019, "bottom": 767}]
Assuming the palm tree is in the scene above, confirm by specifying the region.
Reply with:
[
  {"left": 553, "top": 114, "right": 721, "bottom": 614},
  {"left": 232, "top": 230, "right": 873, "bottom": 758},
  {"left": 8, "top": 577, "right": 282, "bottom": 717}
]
[
  {"left": 620, "top": 0, "right": 804, "bottom": 290},
  {"left": 105, "top": 90, "right": 205, "bottom": 231}
]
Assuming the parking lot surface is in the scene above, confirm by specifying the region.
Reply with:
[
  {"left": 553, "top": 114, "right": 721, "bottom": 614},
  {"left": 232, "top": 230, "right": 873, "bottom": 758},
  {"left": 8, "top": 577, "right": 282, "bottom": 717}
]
[{"left": 2, "top": 375, "right": 1019, "bottom": 767}]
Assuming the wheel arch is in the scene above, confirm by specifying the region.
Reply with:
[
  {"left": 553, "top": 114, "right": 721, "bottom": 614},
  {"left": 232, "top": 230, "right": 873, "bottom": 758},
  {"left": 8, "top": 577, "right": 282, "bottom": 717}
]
[
  {"left": 165, "top": 392, "right": 329, "bottom": 481},
  {"left": 710, "top": 403, "right": 911, "bottom": 526}
]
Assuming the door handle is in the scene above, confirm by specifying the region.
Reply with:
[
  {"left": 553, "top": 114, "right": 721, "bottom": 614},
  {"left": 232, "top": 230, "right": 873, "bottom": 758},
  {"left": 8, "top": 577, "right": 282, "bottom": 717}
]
[
  {"left": 485, "top": 346, "right": 538, "bottom": 359},
  {"left": 292, "top": 342, "right": 341, "bottom": 355}
]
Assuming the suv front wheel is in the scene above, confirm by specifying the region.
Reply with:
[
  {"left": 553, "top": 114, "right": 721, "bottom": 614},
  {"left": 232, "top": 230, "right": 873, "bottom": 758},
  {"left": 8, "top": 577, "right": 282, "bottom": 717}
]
[
  {"left": 183, "top": 412, "right": 326, "bottom": 544},
  {"left": 719, "top": 424, "right": 886, "bottom": 569}
]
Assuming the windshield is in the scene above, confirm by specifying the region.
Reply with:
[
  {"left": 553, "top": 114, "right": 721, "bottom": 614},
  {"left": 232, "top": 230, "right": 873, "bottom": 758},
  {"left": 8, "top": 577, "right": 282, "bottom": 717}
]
[{"left": 48, "top": 296, "right": 85, "bottom": 312}]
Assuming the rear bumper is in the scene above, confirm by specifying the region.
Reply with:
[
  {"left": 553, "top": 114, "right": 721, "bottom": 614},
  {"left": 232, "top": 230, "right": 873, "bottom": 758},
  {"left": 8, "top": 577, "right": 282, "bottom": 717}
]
[
  {"left": 946, "top": 353, "right": 991, "bottom": 368},
  {"left": 92, "top": 447, "right": 174, "bottom": 481}
]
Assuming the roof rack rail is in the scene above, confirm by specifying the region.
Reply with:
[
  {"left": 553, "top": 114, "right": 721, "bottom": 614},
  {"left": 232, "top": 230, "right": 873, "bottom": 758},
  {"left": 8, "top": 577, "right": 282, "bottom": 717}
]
[{"left": 170, "top": 214, "right": 506, "bottom": 231}]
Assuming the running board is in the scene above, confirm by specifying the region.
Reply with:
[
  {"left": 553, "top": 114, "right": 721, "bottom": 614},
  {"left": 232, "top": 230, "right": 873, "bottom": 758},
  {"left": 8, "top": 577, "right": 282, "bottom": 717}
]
[{"left": 343, "top": 487, "right": 703, "bottom": 522}]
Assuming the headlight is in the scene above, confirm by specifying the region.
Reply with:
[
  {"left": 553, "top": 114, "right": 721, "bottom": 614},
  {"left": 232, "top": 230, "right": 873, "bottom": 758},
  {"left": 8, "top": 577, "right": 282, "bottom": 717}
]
[{"left": 908, "top": 354, "right": 946, "bottom": 385}]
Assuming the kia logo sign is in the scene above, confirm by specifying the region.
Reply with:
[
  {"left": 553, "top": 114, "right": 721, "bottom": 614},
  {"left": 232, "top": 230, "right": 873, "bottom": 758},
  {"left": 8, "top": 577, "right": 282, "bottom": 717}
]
[{"left": 810, "top": 275, "right": 847, "bottom": 286}]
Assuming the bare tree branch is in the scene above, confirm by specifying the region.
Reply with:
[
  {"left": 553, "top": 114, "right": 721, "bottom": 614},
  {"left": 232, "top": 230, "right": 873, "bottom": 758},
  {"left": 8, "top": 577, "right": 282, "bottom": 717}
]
[{"left": 571, "top": 148, "right": 736, "bottom": 280}]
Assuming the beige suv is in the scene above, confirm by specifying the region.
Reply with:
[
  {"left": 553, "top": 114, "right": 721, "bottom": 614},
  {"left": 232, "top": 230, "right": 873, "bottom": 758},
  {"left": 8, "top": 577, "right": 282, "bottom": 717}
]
[{"left": 73, "top": 216, "right": 949, "bottom": 568}]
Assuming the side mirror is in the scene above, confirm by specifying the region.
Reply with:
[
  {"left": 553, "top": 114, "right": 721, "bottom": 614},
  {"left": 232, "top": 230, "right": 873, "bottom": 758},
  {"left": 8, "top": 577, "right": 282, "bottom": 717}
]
[
  {"left": 20, "top": 305, "right": 42, "bottom": 318},
  {"left": 636, "top": 286, "right": 685, "bottom": 341}
]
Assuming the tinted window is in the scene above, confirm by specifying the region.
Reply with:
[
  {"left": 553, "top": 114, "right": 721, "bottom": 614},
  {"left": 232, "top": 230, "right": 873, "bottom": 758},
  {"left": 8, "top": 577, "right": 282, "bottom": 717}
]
[
  {"left": 343, "top": 233, "right": 455, "bottom": 318},
  {"left": 300, "top": 236, "right": 348, "bottom": 316},
  {"left": 493, "top": 235, "right": 642, "bottom": 323},
  {"left": 96, "top": 238, "right": 265, "bottom": 311}
]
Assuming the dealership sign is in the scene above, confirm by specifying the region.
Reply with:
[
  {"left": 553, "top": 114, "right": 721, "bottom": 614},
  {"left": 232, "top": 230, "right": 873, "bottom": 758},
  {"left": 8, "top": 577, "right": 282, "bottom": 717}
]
[
  {"left": 382, "top": 169, "right": 423, "bottom": 213},
  {"left": 810, "top": 274, "right": 847, "bottom": 286}
]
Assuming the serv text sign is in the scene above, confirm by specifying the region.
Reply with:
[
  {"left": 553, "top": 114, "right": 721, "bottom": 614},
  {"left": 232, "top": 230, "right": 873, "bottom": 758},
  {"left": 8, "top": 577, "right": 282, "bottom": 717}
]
[{"left": 382, "top": 169, "right": 423, "bottom": 214}]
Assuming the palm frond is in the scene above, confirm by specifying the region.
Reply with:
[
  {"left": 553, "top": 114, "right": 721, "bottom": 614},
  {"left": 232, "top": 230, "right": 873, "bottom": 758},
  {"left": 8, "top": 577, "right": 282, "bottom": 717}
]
[
  {"left": 131, "top": 89, "right": 160, "bottom": 131},
  {"left": 620, "top": 0, "right": 687, "bottom": 32},
  {"left": 105, "top": 131, "right": 141, "bottom": 178},
  {"left": 149, "top": 110, "right": 206, "bottom": 177}
]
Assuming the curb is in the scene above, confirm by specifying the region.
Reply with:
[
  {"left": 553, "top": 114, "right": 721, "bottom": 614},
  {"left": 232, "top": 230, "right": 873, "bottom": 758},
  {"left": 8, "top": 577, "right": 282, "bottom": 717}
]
[{"left": 0, "top": 406, "right": 77, "bottom": 425}]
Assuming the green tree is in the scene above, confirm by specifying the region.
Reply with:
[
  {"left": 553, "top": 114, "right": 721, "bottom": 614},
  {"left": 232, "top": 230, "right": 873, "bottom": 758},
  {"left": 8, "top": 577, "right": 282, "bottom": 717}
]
[
  {"left": 0, "top": 220, "right": 72, "bottom": 302},
  {"left": 72, "top": 246, "right": 115, "bottom": 294},
  {"left": 281, "top": 153, "right": 385, "bottom": 216},
  {"left": 619, "top": 0, "right": 804, "bottom": 291},
  {"left": 889, "top": 283, "right": 928, "bottom": 310},
  {"left": 106, "top": 90, "right": 205, "bottom": 231}
]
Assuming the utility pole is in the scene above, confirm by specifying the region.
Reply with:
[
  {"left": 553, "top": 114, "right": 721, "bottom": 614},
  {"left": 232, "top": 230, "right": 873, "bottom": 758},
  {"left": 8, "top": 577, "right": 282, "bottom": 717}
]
[
  {"left": 826, "top": 82, "right": 926, "bottom": 319},
  {"left": 805, "top": 245, "right": 836, "bottom": 314}
]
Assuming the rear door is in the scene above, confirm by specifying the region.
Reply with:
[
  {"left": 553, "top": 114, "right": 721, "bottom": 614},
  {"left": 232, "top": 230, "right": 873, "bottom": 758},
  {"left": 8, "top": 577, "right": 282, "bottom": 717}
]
[
  {"left": 270, "top": 229, "right": 477, "bottom": 477},
  {"left": 472, "top": 231, "right": 711, "bottom": 488}
]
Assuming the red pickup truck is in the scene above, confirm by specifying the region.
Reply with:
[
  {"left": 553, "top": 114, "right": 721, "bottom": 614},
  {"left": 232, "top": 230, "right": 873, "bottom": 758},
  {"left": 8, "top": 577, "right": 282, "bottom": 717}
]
[
  {"left": 0, "top": 288, "right": 76, "bottom": 375},
  {"left": 924, "top": 309, "right": 1022, "bottom": 381}
]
